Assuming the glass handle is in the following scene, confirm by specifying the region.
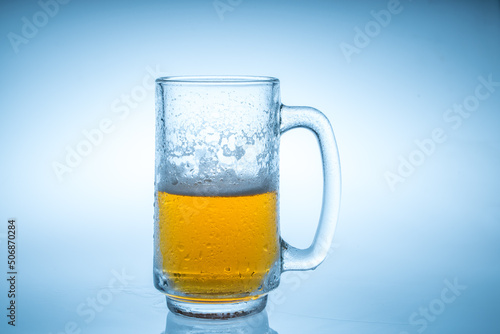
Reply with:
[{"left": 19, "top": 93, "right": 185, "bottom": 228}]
[{"left": 280, "top": 105, "right": 342, "bottom": 271}]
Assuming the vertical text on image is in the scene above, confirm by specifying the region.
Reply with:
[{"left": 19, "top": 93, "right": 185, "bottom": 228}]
[{"left": 6, "top": 219, "right": 17, "bottom": 327}]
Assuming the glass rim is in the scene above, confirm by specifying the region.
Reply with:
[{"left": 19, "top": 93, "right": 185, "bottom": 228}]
[{"left": 155, "top": 75, "right": 279, "bottom": 85}]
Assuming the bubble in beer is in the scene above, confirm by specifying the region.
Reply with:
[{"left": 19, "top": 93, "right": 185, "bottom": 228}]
[{"left": 158, "top": 191, "right": 279, "bottom": 295}]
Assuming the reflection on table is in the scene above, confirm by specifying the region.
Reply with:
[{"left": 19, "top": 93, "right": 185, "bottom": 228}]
[{"left": 164, "top": 310, "right": 278, "bottom": 334}]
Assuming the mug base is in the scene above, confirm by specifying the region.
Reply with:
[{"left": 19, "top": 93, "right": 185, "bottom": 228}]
[{"left": 166, "top": 294, "right": 267, "bottom": 319}]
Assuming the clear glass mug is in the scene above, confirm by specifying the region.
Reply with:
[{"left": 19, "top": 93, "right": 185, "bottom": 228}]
[{"left": 154, "top": 76, "right": 341, "bottom": 319}]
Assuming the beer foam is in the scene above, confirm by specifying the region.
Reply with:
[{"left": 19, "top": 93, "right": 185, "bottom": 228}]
[{"left": 156, "top": 170, "right": 277, "bottom": 196}]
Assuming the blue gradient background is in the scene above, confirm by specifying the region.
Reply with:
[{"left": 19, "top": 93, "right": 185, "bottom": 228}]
[{"left": 1, "top": 0, "right": 499, "bottom": 333}]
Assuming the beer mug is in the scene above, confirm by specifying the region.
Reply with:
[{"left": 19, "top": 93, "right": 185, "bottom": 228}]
[{"left": 154, "top": 76, "right": 341, "bottom": 319}]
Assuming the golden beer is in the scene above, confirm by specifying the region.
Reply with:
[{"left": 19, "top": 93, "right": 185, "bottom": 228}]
[{"left": 157, "top": 191, "right": 279, "bottom": 297}]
